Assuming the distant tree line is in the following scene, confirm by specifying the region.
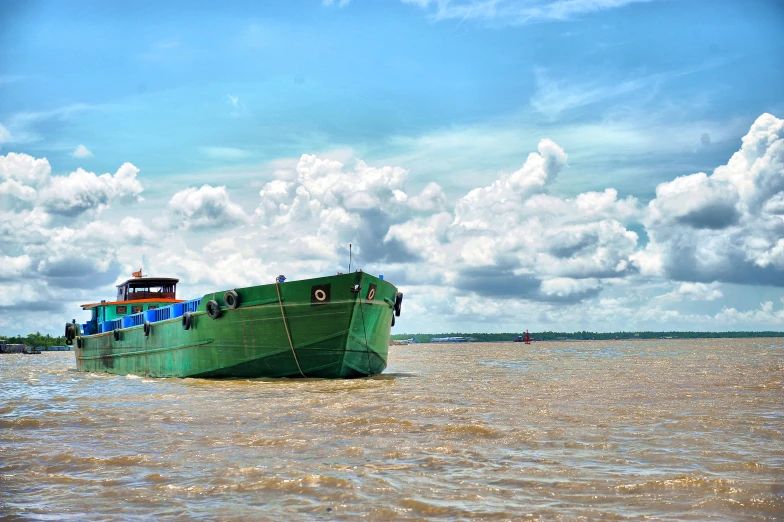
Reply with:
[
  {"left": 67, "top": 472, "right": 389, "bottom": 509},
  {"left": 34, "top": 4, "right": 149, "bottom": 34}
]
[
  {"left": 391, "top": 331, "right": 784, "bottom": 342},
  {"left": 0, "top": 332, "right": 67, "bottom": 347}
]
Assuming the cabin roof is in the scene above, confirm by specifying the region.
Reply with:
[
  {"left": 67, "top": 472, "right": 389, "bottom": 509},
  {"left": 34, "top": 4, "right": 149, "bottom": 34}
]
[
  {"left": 81, "top": 298, "right": 184, "bottom": 310},
  {"left": 117, "top": 277, "right": 179, "bottom": 287}
]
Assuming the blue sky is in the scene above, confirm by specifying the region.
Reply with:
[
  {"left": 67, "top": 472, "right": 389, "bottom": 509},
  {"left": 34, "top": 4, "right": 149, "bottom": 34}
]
[{"left": 1, "top": 0, "right": 784, "bottom": 335}]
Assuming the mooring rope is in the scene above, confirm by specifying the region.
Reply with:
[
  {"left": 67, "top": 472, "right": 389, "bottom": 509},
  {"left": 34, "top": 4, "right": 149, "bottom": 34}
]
[
  {"left": 276, "top": 280, "right": 306, "bottom": 378},
  {"left": 358, "top": 298, "right": 373, "bottom": 376}
]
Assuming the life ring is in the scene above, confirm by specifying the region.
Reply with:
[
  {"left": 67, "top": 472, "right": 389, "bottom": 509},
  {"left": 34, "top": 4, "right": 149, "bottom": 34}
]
[
  {"left": 394, "top": 292, "right": 403, "bottom": 317},
  {"left": 206, "top": 300, "right": 221, "bottom": 319},
  {"left": 143, "top": 320, "right": 151, "bottom": 337},
  {"left": 182, "top": 312, "right": 193, "bottom": 330},
  {"left": 113, "top": 329, "right": 120, "bottom": 341},
  {"left": 224, "top": 290, "right": 240, "bottom": 310}
]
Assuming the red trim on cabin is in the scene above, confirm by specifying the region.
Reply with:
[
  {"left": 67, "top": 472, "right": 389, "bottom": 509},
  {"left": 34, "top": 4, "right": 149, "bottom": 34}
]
[{"left": 81, "top": 298, "right": 185, "bottom": 309}]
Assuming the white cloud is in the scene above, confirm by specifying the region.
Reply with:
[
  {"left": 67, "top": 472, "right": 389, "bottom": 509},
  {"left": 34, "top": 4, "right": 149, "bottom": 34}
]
[
  {"left": 39, "top": 162, "right": 144, "bottom": 217},
  {"left": 72, "top": 144, "right": 94, "bottom": 158},
  {"left": 253, "top": 153, "right": 430, "bottom": 268},
  {"left": 656, "top": 282, "right": 723, "bottom": 302},
  {"left": 639, "top": 113, "right": 784, "bottom": 286},
  {"left": 540, "top": 277, "right": 601, "bottom": 299},
  {"left": 0, "top": 255, "right": 32, "bottom": 279},
  {"left": 402, "top": 0, "right": 655, "bottom": 25},
  {"left": 388, "top": 139, "right": 639, "bottom": 299},
  {"left": 715, "top": 300, "right": 784, "bottom": 325},
  {"left": 452, "top": 138, "right": 568, "bottom": 233},
  {"left": 0, "top": 152, "right": 51, "bottom": 188},
  {"left": 1, "top": 112, "right": 783, "bottom": 335},
  {"left": 168, "top": 184, "right": 249, "bottom": 230}
]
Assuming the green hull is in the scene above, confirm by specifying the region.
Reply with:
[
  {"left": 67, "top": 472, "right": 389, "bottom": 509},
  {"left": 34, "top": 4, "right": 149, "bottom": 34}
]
[{"left": 74, "top": 273, "right": 397, "bottom": 378}]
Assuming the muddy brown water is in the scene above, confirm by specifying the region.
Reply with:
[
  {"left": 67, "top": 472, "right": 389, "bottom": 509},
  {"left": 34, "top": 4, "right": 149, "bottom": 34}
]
[{"left": 1, "top": 339, "right": 782, "bottom": 520}]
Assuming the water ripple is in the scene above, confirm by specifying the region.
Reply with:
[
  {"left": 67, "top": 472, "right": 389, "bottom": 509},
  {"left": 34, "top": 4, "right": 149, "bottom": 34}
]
[{"left": 1, "top": 341, "right": 782, "bottom": 520}]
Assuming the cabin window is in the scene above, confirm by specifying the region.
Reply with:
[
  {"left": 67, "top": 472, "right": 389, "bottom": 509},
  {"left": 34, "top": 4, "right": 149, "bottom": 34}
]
[
  {"left": 131, "top": 305, "right": 143, "bottom": 314},
  {"left": 148, "top": 305, "right": 159, "bottom": 310},
  {"left": 116, "top": 305, "right": 128, "bottom": 314}
]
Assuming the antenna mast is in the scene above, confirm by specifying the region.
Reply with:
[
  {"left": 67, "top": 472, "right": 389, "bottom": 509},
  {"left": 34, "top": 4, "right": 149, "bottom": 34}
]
[{"left": 348, "top": 243, "right": 352, "bottom": 273}]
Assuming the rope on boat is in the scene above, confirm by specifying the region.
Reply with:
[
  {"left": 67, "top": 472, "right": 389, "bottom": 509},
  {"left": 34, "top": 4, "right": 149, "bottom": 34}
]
[
  {"left": 358, "top": 299, "right": 372, "bottom": 376},
  {"left": 275, "top": 280, "right": 306, "bottom": 378}
]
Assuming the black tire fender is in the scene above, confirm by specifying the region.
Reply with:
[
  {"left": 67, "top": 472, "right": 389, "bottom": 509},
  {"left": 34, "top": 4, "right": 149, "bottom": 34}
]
[
  {"left": 394, "top": 292, "right": 403, "bottom": 317},
  {"left": 76, "top": 337, "right": 83, "bottom": 349},
  {"left": 113, "top": 329, "right": 120, "bottom": 341},
  {"left": 143, "top": 320, "right": 151, "bottom": 337},
  {"left": 391, "top": 314, "right": 396, "bottom": 327},
  {"left": 182, "top": 312, "right": 193, "bottom": 330},
  {"left": 64, "top": 323, "right": 73, "bottom": 340},
  {"left": 224, "top": 290, "right": 240, "bottom": 310},
  {"left": 206, "top": 300, "right": 221, "bottom": 320}
]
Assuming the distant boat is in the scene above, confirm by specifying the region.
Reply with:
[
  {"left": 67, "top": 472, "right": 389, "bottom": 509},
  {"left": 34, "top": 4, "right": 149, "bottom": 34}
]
[
  {"left": 0, "top": 341, "right": 30, "bottom": 354},
  {"left": 431, "top": 336, "right": 475, "bottom": 343},
  {"left": 67, "top": 271, "right": 403, "bottom": 378}
]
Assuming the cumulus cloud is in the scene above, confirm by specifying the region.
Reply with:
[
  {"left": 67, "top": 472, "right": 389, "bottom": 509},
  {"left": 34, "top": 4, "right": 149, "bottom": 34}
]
[
  {"left": 72, "top": 144, "right": 93, "bottom": 158},
  {"left": 638, "top": 113, "right": 784, "bottom": 286},
  {"left": 715, "top": 300, "right": 784, "bottom": 325},
  {"left": 0, "top": 152, "right": 51, "bottom": 188},
  {"left": 1, "top": 112, "right": 783, "bottom": 335},
  {"left": 453, "top": 138, "right": 567, "bottom": 230},
  {"left": 168, "top": 184, "right": 249, "bottom": 230},
  {"left": 39, "top": 163, "right": 144, "bottom": 216},
  {"left": 0, "top": 255, "right": 32, "bottom": 280},
  {"left": 254, "top": 154, "right": 438, "bottom": 265},
  {"left": 385, "top": 139, "right": 639, "bottom": 301},
  {"left": 0, "top": 153, "right": 143, "bottom": 218},
  {"left": 656, "top": 281, "right": 723, "bottom": 302}
]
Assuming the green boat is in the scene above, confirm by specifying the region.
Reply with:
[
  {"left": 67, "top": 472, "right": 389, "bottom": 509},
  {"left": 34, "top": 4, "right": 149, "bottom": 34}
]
[{"left": 67, "top": 271, "right": 402, "bottom": 378}]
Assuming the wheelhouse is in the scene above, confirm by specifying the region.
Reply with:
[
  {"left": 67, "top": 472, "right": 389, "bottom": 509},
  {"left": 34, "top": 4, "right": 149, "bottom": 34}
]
[
  {"left": 79, "top": 274, "right": 185, "bottom": 335},
  {"left": 116, "top": 277, "right": 179, "bottom": 302}
]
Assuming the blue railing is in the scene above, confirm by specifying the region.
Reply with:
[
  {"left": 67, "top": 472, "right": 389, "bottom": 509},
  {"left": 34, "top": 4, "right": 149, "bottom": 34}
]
[
  {"left": 100, "top": 318, "right": 123, "bottom": 333},
  {"left": 96, "top": 297, "right": 203, "bottom": 333},
  {"left": 183, "top": 298, "right": 202, "bottom": 313},
  {"left": 145, "top": 306, "right": 171, "bottom": 323},
  {"left": 122, "top": 312, "right": 145, "bottom": 328}
]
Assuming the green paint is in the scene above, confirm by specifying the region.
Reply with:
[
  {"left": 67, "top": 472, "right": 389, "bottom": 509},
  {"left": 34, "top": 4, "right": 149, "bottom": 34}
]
[{"left": 74, "top": 273, "right": 397, "bottom": 378}]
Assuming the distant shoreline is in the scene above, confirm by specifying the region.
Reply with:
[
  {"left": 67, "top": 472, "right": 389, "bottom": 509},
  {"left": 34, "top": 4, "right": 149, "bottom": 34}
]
[{"left": 391, "top": 331, "right": 784, "bottom": 343}]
